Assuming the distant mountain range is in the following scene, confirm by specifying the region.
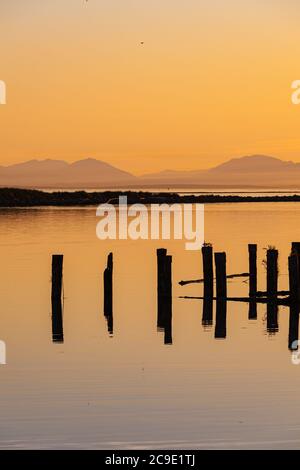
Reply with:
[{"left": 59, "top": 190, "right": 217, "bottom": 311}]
[{"left": 1, "top": 155, "right": 300, "bottom": 188}]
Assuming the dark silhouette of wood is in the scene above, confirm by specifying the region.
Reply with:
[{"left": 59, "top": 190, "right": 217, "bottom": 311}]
[
  {"left": 292, "top": 243, "right": 300, "bottom": 299},
  {"left": 51, "top": 254, "right": 64, "bottom": 343},
  {"left": 156, "top": 249, "right": 172, "bottom": 344},
  {"left": 202, "top": 297, "right": 213, "bottom": 328},
  {"left": 202, "top": 245, "right": 213, "bottom": 298},
  {"left": 248, "top": 244, "right": 257, "bottom": 297},
  {"left": 266, "top": 302, "right": 278, "bottom": 335},
  {"left": 292, "top": 242, "right": 300, "bottom": 262},
  {"left": 215, "top": 252, "right": 227, "bottom": 299},
  {"left": 256, "top": 290, "right": 289, "bottom": 297},
  {"left": 267, "top": 249, "right": 278, "bottom": 299},
  {"left": 180, "top": 295, "right": 290, "bottom": 306},
  {"left": 215, "top": 300, "right": 227, "bottom": 339},
  {"left": 179, "top": 272, "right": 248, "bottom": 286},
  {"left": 164, "top": 255, "right": 172, "bottom": 345},
  {"left": 104, "top": 253, "right": 113, "bottom": 334},
  {"left": 157, "top": 248, "right": 167, "bottom": 328},
  {"left": 248, "top": 300, "right": 257, "bottom": 320},
  {"left": 288, "top": 302, "right": 300, "bottom": 350},
  {"left": 289, "top": 254, "right": 300, "bottom": 303}
]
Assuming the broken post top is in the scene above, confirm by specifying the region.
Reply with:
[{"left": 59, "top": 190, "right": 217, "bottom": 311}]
[
  {"left": 214, "top": 252, "right": 226, "bottom": 261},
  {"left": 157, "top": 248, "right": 167, "bottom": 257},
  {"left": 107, "top": 252, "right": 113, "bottom": 271},
  {"left": 292, "top": 242, "right": 300, "bottom": 255},
  {"left": 248, "top": 244, "right": 257, "bottom": 252}
]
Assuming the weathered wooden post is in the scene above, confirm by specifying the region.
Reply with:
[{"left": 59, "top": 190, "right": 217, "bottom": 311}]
[
  {"left": 104, "top": 253, "right": 113, "bottom": 334},
  {"left": 215, "top": 252, "right": 227, "bottom": 299},
  {"left": 292, "top": 242, "right": 300, "bottom": 258},
  {"left": 202, "top": 244, "right": 213, "bottom": 298},
  {"left": 266, "top": 249, "right": 278, "bottom": 299},
  {"left": 51, "top": 254, "right": 64, "bottom": 343},
  {"left": 248, "top": 244, "right": 257, "bottom": 298}
]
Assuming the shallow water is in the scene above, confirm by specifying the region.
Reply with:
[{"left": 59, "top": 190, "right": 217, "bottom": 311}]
[{"left": 0, "top": 202, "right": 300, "bottom": 449}]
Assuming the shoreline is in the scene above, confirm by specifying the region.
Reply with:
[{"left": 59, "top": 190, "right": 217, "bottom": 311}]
[{"left": 2, "top": 187, "right": 300, "bottom": 207}]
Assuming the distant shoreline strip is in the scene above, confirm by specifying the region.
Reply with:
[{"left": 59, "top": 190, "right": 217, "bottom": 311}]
[{"left": 1, "top": 188, "right": 300, "bottom": 207}]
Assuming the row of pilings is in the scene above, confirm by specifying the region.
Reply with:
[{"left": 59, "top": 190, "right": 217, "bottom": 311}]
[{"left": 50, "top": 242, "right": 300, "bottom": 349}]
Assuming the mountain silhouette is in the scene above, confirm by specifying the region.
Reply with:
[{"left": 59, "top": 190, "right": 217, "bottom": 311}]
[
  {"left": 0, "top": 158, "right": 136, "bottom": 188},
  {"left": 1, "top": 155, "right": 300, "bottom": 188}
]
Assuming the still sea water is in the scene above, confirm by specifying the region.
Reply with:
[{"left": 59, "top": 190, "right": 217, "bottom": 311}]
[{"left": 1, "top": 202, "right": 300, "bottom": 449}]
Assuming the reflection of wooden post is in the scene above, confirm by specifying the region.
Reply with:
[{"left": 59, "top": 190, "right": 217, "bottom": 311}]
[
  {"left": 248, "top": 244, "right": 257, "bottom": 298},
  {"left": 104, "top": 253, "right": 113, "bottom": 334},
  {"left": 51, "top": 255, "right": 64, "bottom": 343},
  {"left": 202, "top": 245, "right": 213, "bottom": 298},
  {"left": 202, "top": 297, "right": 213, "bottom": 328},
  {"left": 289, "top": 302, "right": 299, "bottom": 351},
  {"left": 267, "top": 249, "right": 278, "bottom": 298},
  {"left": 157, "top": 249, "right": 167, "bottom": 328},
  {"left": 248, "top": 301, "right": 257, "bottom": 320},
  {"left": 266, "top": 303, "right": 278, "bottom": 335},
  {"left": 292, "top": 242, "right": 300, "bottom": 281},
  {"left": 289, "top": 254, "right": 300, "bottom": 303},
  {"left": 215, "top": 300, "right": 227, "bottom": 339},
  {"left": 157, "top": 249, "right": 172, "bottom": 344},
  {"left": 215, "top": 252, "right": 227, "bottom": 299},
  {"left": 164, "top": 255, "right": 172, "bottom": 345},
  {"left": 288, "top": 251, "right": 300, "bottom": 350}
]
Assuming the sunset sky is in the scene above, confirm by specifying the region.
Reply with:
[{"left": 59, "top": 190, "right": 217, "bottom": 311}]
[{"left": 0, "top": 0, "right": 300, "bottom": 174}]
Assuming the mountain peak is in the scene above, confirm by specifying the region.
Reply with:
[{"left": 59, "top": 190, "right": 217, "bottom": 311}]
[{"left": 210, "top": 155, "right": 297, "bottom": 173}]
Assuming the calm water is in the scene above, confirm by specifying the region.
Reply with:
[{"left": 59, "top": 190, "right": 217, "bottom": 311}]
[{"left": 1, "top": 202, "right": 300, "bottom": 449}]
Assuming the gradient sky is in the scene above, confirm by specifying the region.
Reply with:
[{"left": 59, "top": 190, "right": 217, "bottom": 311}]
[{"left": 0, "top": 0, "right": 300, "bottom": 174}]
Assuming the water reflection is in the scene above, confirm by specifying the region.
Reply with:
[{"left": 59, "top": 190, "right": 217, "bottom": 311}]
[
  {"left": 266, "top": 303, "right": 279, "bottom": 336},
  {"left": 103, "top": 253, "right": 113, "bottom": 336},
  {"left": 51, "top": 255, "right": 64, "bottom": 343},
  {"left": 202, "top": 297, "right": 213, "bottom": 329},
  {"left": 214, "top": 300, "right": 227, "bottom": 339}
]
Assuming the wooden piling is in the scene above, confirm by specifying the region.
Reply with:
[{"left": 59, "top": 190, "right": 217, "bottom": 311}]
[
  {"left": 292, "top": 242, "right": 300, "bottom": 257},
  {"left": 104, "top": 253, "right": 113, "bottom": 333},
  {"left": 215, "top": 252, "right": 227, "bottom": 299},
  {"left": 202, "top": 245, "right": 213, "bottom": 298},
  {"left": 266, "top": 249, "right": 278, "bottom": 298},
  {"left": 51, "top": 254, "right": 64, "bottom": 343},
  {"left": 248, "top": 244, "right": 257, "bottom": 297}
]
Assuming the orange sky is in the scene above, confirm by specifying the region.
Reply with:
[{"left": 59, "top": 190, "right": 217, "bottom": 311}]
[{"left": 0, "top": 0, "right": 300, "bottom": 174}]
